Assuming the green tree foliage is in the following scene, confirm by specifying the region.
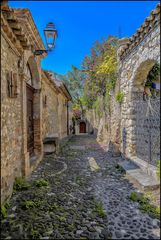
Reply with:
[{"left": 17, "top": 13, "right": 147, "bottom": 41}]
[
  {"left": 146, "top": 63, "right": 160, "bottom": 86},
  {"left": 58, "top": 65, "right": 86, "bottom": 111},
  {"left": 81, "top": 36, "right": 118, "bottom": 109},
  {"left": 58, "top": 36, "right": 118, "bottom": 113},
  {"left": 145, "top": 63, "right": 160, "bottom": 97}
]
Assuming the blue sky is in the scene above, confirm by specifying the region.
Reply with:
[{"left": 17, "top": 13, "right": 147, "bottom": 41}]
[{"left": 9, "top": 1, "right": 158, "bottom": 75}]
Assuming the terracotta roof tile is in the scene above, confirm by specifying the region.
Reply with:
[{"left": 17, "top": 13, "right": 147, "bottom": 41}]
[{"left": 120, "top": 3, "right": 160, "bottom": 60}]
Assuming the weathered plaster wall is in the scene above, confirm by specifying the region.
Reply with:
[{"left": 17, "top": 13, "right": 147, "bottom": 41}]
[{"left": 1, "top": 33, "right": 22, "bottom": 203}]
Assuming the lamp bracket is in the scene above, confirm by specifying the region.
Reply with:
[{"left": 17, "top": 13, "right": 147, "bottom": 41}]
[{"left": 33, "top": 49, "right": 48, "bottom": 56}]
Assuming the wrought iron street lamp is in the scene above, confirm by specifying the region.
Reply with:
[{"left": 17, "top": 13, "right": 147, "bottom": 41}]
[{"left": 33, "top": 22, "right": 58, "bottom": 56}]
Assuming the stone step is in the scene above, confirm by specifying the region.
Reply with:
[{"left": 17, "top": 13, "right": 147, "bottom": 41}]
[{"left": 118, "top": 160, "right": 160, "bottom": 191}]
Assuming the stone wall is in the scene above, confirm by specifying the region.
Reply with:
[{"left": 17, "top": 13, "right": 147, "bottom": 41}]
[
  {"left": 68, "top": 106, "right": 74, "bottom": 135},
  {"left": 41, "top": 72, "right": 59, "bottom": 139},
  {"left": 58, "top": 94, "right": 68, "bottom": 139},
  {"left": 41, "top": 71, "right": 72, "bottom": 152},
  {"left": 85, "top": 86, "right": 121, "bottom": 149},
  {"left": 1, "top": 33, "right": 23, "bottom": 203},
  {"left": 85, "top": 110, "right": 107, "bottom": 142},
  {"left": 118, "top": 23, "right": 160, "bottom": 167}
]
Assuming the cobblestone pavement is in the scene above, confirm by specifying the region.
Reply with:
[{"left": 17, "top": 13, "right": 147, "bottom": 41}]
[{"left": 1, "top": 136, "right": 160, "bottom": 239}]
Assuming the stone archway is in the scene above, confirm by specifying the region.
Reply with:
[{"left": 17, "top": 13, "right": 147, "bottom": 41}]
[
  {"left": 129, "top": 59, "right": 160, "bottom": 166},
  {"left": 21, "top": 55, "right": 42, "bottom": 175},
  {"left": 27, "top": 57, "right": 42, "bottom": 157}
]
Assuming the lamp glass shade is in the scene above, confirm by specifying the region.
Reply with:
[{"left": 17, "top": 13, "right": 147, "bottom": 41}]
[{"left": 44, "top": 22, "right": 57, "bottom": 51}]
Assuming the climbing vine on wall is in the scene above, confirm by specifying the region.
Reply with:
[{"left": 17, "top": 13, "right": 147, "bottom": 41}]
[{"left": 115, "top": 91, "right": 124, "bottom": 104}]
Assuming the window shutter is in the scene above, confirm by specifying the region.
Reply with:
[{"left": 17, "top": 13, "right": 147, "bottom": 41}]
[
  {"left": 12, "top": 73, "right": 18, "bottom": 97},
  {"left": 6, "top": 71, "right": 11, "bottom": 97},
  {"left": 10, "top": 71, "right": 14, "bottom": 97}
]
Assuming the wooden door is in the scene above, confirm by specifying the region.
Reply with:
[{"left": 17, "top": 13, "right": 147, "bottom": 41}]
[
  {"left": 26, "top": 84, "right": 34, "bottom": 155},
  {"left": 80, "top": 122, "right": 86, "bottom": 133}
]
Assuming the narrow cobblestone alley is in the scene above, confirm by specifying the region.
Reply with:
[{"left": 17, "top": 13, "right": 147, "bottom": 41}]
[
  {"left": 1, "top": 1, "right": 160, "bottom": 239},
  {"left": 1, "top": 136, "right": 160, "bottom": 239}
]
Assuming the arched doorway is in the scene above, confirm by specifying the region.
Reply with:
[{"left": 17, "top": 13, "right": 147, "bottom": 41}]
[
  {"left": 21, "top": 55, "right": 42, "bottom": 176},
  {"left": 131, "top": 60, "right": 160, "bottom": 166},
  {"left": 26, "top": 64, "right": 34, "bottom": 155},
  {"left": 26, "top": 86, "right": 34, "bottom": 155},
  {"left": 80, "top": 121, "right": 86, "bottom": 133},
  {"left": 25, "top": 57, "right": 41, "bottom": 157}
]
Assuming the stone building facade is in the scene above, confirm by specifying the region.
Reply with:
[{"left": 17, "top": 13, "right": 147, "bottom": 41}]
[
  {"left": 1, "top": 4, "right": 72, "bottom": 204},
  {"left": 42, "top": 71, "right": 72, "bottom": 141},
  {"left": 55, "top": 80, "right": 71, "bottom": 139}
]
